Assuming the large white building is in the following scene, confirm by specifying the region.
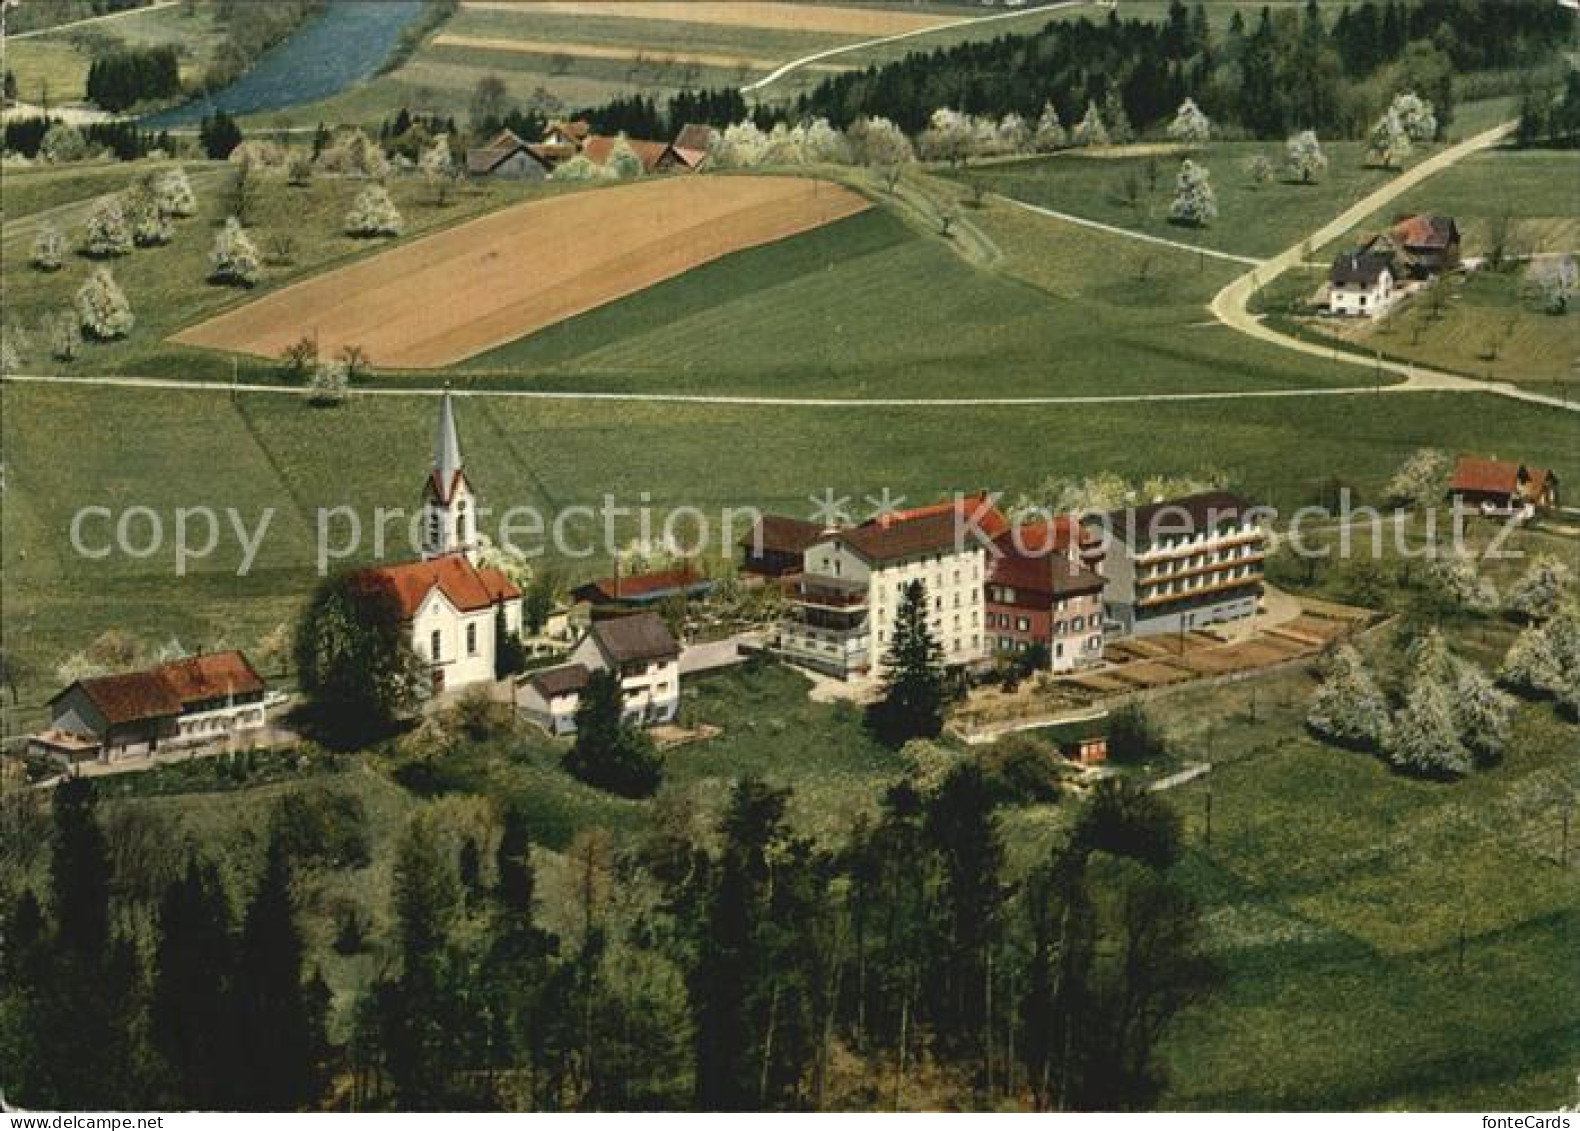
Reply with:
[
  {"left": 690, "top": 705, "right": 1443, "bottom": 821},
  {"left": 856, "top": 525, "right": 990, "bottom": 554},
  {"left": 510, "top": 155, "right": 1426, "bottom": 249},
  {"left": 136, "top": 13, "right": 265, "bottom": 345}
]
[
  {"left": 777, "top": 498, "right": 991, "bottom": 680},
  {"left": 362, "top": 392, "right": 522, "bottom": 695}
]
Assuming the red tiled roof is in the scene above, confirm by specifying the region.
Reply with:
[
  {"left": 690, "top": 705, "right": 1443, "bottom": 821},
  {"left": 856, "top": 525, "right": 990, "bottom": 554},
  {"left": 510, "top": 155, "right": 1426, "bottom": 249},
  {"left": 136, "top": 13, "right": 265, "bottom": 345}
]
[
  {"left": 673, "top": 123, "right": 717, "bottom": 153},
  {"left": 1391, "top": 213, "right": 1457, "bottom": 250},
  {"left": 839, "top": 493, "right": 1007, "bottom": 564},
  {"left": 58, "top": 650, "right": 265, "bottom": 726},
  {"left": 574, "top": 565, "right": 709, "bottom": 603},
  {"left": 1450, "top": 457, "right": 1551, "bottom": 499},
  {"left": 361, "top": 554, "right": 521, "bottom": 619},
  {"left": 583, "top": 135, "right": 671, "bottom": 172},
  {"left": 989, "top": 546, "right": 1104, "bottom": 599}
]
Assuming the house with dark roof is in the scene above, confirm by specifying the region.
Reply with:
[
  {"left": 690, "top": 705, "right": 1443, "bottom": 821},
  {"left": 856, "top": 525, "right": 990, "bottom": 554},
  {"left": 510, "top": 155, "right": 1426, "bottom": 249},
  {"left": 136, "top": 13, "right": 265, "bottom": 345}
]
[
  {"left": 33, "top": 651, "right": 268, "bottom": 765},
  {"left": 1449, "top": 456, "right": 1560, "bottom": 515},
  {"left": 775, "top": 493, "right": 999, "bottom": 679},
  {"left": 739, "top": 515, "right": 826, "bottom": 578},
  {"left": 1390, "top": 213, "right": 1460, "bottom": 277},
  {"left": 1084, "top": 491, "right": 1267, "bottom": 639},
  {"left": 520, "top": 612, "right": 682, "bottom": 734},
  {"left": 1328, "top": 250, "right": 1395, "bottom": 316},
  {"left": 465, "top": 129, "right": 554, "bottom": 180}
]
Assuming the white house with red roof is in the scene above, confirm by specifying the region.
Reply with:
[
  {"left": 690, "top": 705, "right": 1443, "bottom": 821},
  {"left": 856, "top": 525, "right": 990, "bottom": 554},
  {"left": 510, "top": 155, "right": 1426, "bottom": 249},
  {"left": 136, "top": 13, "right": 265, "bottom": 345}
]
[{"left": 360, "top": 393, "right": 523, "bottom": 694}]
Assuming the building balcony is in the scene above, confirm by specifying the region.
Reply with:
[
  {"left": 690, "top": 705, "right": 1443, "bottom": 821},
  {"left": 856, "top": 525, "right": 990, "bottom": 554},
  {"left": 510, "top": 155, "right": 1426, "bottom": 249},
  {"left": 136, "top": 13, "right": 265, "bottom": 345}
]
[
  {"left": 1137, "top": 573, "right": 1264, "bottom": 609},
  {"left": 1135, "top": 529, "right": 1264, "bottom": 564},
  {"left": 792, "top": 576, "right": 870, "bottom": 610},
  {"left": 1140, "top": 551, "right": 1267, "bottom": 586}
]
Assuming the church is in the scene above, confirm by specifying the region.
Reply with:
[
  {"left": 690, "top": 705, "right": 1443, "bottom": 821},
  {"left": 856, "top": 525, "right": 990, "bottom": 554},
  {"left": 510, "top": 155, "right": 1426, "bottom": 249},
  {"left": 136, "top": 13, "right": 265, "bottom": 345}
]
[{"left": 361, "top": 392, "right": 523, "bottom": 694}]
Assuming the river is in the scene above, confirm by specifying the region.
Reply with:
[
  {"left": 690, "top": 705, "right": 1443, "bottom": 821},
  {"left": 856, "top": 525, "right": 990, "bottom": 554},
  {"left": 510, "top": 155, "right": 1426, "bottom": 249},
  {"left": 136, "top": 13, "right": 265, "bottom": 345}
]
[{"left": 141, "top": 0, "right": 425, "bottom": 129}]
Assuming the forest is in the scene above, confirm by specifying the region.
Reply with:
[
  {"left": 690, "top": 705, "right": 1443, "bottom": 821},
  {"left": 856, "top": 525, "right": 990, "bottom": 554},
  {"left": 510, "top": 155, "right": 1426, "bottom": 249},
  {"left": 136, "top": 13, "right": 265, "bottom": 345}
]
[
  {"left": 788, "top": 0, "right": 1572, "bottom": 140},
  {"left": 0, "top": 755, "right": 1210, "bottom": 1112}
]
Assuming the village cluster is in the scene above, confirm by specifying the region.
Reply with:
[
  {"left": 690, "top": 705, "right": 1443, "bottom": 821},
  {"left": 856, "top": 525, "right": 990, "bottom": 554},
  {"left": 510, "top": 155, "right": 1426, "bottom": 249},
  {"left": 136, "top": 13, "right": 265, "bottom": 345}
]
[{"left": 28, "top": 392, "right": 1561, "bottom": 772}]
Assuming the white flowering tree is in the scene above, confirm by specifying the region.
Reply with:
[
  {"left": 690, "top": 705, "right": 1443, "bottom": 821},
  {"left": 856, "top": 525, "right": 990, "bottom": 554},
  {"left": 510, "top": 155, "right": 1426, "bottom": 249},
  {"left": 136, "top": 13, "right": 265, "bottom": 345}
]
[
  {"left": 994, "top": 113, "right": 1031, "bottom": 156},
  {"left": 83, "top": 195, "right": 134, "bottom": 257},
  {"left": 156, "top": 167, "right": 198, "bottom": 217},
  {"left": 124, "top": 186, "right": 173, "bottom": 247},
  {"left": 419, "top": 135, "right": 457, "bottom": 204},
  {"left": 1527, "top": 254, "right": 1577, "bottom": 315},
  {"left": 1383, "top": 448, "right": 1449, "bottom": 509},
  {"left": 0, "top": 337, "right": 20, "bottom": 374},
  {"left": 40, "top": 121, "right": 90, "bottom": 163},
  {"left": 1505, "top": 554, "right": 1574, "bottom": 621},
  {"left": 1071, "top": 101, "right": 1110, "bottom": 147},
  {"left": 48, "top": 310, "right": 83, "bottom": 362},
  {"left": 851, "top": 116, "right": 914, "bottom": 189},
  {"left": 345, "top": 185, "right": 403, "bottom": 237},
  {"left": 708, "top": 120, "right": 769, "bottom": 169},
  {"left": 309, "top": 358, "right": 350, "bottom": 405},
  {"left": 75, "top": 267, "right": 134, "bottom": 339},
  {"left": 1284, "top": 130, "right": 1328, "bottom": 184},
  {"left": 1426, "top": 554, "right": 1498, "bottom": 613},
  {"left": 210, "top": 217, "right": 261, "bottom": 287},
  {"left": 1384, "top": 676, "right": 1473, "bottom": 778},
  {"left": 1452, "top": 662, "right": 1514, "bottom": 766},
  {"left": 1103, "top": 91, "right": 1134, "bottom": 144},
  {"left": 918, "top": 108, "right": 978, "bottom": 165},
  {"left": 1168, "top": 159, "right": 1217, "bottom": 226},
  {"left": 552, "top": 154, "right": 606, "bottom": 182},
  {"left": 1306, "top": 643, "right": 1391, "bottom": 749},
  {"left": 1501, "top": 612, "right": 1580, "bottom": 715},
  {"left": 1167, "top": 97, "right": 1212, "bottom": 144},
  {"left": 1367, "top": 110, "right": 1412, "bottom": 169},
  {"left": 803, "top": 117, "right": 852, "bottom": 164},
  {"left": 30, "top": 222, "right": 67, "bottom": 271},
  {"left": 1245, "top": 153, "right": 1275, "bottom": 186},
  {"left": 1034, "top": 101, "right": 1067, "bottom": 151},
  {"left": 1388, "top": 91, "right": 1438, "bottom": 141}
]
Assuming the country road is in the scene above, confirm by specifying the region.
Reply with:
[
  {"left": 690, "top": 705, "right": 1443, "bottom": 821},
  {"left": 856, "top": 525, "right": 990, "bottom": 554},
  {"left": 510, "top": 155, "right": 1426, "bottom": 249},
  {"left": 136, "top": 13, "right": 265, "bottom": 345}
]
[{"left": 743, "top": 0, "right": 1088, "bottom": 94}]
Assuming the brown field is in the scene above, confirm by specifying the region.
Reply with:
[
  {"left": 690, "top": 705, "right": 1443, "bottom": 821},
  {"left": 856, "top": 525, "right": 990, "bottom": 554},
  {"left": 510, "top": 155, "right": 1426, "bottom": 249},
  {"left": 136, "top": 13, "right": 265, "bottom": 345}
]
[
  {"left": 460, "top": 0, "right": 952, "bottom": 35},
  {"left": 432, "top": 33, "right": 855, "bottom": 74},
  {"left": 174, "top": 176, "right": 869, "bottom": 369}
]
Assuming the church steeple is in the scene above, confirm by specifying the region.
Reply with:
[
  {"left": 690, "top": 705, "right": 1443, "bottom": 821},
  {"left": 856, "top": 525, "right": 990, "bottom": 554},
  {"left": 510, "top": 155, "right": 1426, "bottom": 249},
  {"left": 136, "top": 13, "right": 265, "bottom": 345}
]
[{"left": 421, "top": 390, "right": 477, "bottom": 562}]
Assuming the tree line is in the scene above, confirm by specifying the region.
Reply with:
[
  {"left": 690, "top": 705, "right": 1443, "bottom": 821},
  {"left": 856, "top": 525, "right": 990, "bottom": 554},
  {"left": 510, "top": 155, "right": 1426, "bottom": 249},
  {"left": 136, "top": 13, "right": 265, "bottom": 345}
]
[
  {"left": 0, "top": 753, "right": 1213, "bottom": 1111},
  {"left": 785, "top": 0, "right": 1570, "bottom": 141},
  {"left": 86, "top": 45, "right": 181, "bottom": 112}
]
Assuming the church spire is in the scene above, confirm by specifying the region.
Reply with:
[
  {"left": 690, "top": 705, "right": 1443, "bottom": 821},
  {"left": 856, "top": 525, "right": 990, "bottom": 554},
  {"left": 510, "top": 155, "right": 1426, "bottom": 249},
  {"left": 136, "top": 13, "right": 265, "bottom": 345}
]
[
  {"left": 422, "top": 389, "right": 477, "bottom": 562},
  {"left": 433, "top": 388, "right": 463, "bottom": 502}
]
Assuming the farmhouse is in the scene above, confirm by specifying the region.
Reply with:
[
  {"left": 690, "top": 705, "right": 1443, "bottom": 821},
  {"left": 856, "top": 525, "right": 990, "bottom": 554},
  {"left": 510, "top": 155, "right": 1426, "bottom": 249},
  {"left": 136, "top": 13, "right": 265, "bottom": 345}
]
[
  {"left": 583, "top": 134, "right": 679, "bottom": 175},
  {"left": 466, "top": 129, "right": 554, "bottom": 180},
  {"left": 672, "top": 122, "right": 718, "bottom": 161},
  {"left": 1328, "top": 250, "right": 1395, "bottom": 316},
  {"left": 1089, "top": 491, "right": 1267, "bottom": 639},
  {"left": 544, "top": 119, "right": 593, "bottom": 150},
  {"left": 359, "top": 393, "right": 523, "bottom": 694},
  {"left": 987, "top": 518, "right": 1107, "bottom": 672},
  {"left": 520, "top": 612, "right": 682, "bottom": 735},
  {"left": 776, "top": 495, "right": 996, "bottom": 679},
  {"left": 1449, "top": 456, "right": 1560, "bottom": 516},
  {"left": 32, "top": 651, "right": 268, "bottom": 765},
  {"left": 572, "top": 565, "right": 715, "bottom": 609},
  {"left": 1390, "top": 213, "right": 1461, "bottom": 277}
]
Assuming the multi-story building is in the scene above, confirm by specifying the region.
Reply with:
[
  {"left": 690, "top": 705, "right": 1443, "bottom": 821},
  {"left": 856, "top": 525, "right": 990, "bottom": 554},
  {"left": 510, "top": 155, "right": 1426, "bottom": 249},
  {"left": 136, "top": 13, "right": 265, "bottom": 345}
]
[
  {"left": 986, "top": 518, "right": 1107, "bottom": 671},
  {"left": 776, "top": 497, "right": 995, "bottom": 680},
  {"left": 520, "top": 612, "right": 682, "bottom": 735},
  {"left": 1089, "top": 491, "right": 1266, "bottom": 638}
]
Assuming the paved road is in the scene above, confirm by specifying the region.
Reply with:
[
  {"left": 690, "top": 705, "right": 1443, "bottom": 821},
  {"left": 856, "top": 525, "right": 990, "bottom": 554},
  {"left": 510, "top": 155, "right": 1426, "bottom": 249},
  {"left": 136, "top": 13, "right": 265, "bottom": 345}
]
[{"left": 744, "top": 0, "right": 1087, "bottom": 94}]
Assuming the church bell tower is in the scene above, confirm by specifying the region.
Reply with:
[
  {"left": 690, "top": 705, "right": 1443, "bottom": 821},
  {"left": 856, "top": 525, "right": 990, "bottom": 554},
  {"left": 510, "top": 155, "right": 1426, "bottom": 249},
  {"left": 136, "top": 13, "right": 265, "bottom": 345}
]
[{"left": 422, "top": 390, "right": 478, "bottom": 562}]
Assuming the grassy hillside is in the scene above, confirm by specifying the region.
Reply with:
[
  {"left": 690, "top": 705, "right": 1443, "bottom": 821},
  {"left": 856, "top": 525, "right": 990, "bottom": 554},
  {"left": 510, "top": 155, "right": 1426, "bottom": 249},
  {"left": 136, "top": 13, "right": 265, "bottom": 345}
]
[
  {"left": 4, "top": 381, "right": 1576, "bottom": 712},
  {"left": 947, "top": 141, "right": 1429, "bottom": 260}
]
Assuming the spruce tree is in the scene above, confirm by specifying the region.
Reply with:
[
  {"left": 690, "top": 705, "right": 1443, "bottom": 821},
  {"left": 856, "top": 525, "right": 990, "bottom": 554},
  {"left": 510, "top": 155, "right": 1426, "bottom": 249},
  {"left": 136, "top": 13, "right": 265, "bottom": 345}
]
[
  {"left": 872, "top": 579, "right": 946, "bottom": 746},
  {"left": 151, "top": 857, "right": 238, "bottom": 1109}
]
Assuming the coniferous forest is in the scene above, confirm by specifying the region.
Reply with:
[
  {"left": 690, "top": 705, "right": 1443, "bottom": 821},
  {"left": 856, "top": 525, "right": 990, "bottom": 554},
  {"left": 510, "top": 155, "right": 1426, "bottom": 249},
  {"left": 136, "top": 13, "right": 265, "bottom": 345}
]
[{"left": 0, "top": 764, "right": 1211, "bottom": 1112}]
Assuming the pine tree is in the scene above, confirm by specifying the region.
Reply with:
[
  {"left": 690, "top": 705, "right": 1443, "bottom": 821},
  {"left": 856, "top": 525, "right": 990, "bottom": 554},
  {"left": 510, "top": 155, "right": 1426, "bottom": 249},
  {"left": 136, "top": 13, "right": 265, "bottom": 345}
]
[
  {"left": 871, "top": 579, "right": 946, "bottom": 746},
  {"left": 1102, "top": 90, "right": 1134, "bottom": 144},
  {"left": 82, "top": 194, "right": 134, "bottom": 257},
  {"left": 232, "top": 832, "right": 326, "bottom": 1111},
  {"left": 75, "top": 267, "right": 135, "bottom": 340},
  {"left": 1306, "top": 643, "right": 1391, "bottom": 749},
  {"left": 151, "top": 857, "right": 238, "bottom": 1108},
  {"left": 209, "top": 216, "right": 262, "bottom": 287},
  {"left": 564, "top": 669, "right": 662, "bottom": 797},
  {"left": 1168, "top": 158, "right": 1218, "bottom": 226}
]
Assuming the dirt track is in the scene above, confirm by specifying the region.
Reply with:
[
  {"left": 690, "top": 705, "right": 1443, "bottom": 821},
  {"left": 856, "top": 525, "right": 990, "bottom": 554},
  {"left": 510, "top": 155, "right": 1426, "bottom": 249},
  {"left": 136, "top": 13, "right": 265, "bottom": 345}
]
[
  {"left": 173, "top": 176, "right": 869, "bottom": 370},
  {"left": 460, "top": 1, "right": 949, "bottom": 35},
  {"left": 432, "top": 34, "right": 853, "bottom": 74}
]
